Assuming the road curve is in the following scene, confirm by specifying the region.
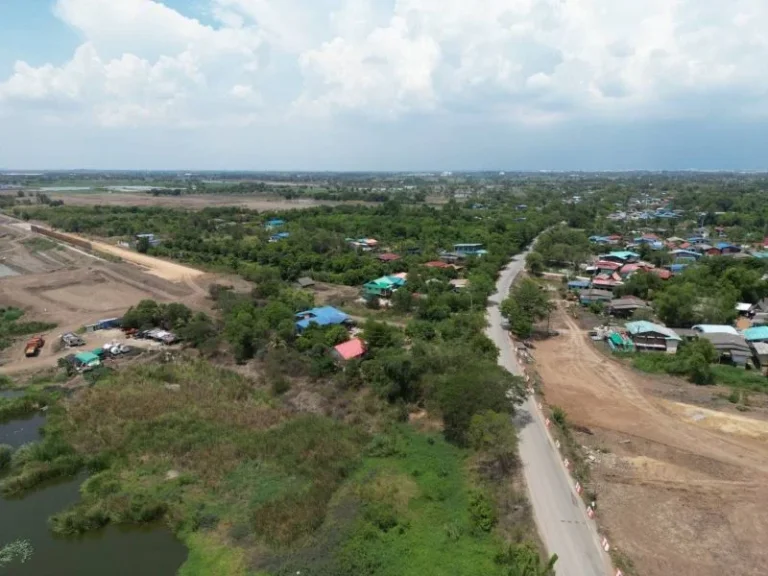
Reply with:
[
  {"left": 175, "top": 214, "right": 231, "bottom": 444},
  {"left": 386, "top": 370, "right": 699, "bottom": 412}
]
[{"left": 486, "top": 246, "right": 611, "bottom": 576}]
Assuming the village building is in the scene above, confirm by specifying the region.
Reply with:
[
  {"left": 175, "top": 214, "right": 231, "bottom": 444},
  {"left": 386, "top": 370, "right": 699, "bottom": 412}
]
[{"left": 625, "top": 321, "right": 682, "bottom": 354}]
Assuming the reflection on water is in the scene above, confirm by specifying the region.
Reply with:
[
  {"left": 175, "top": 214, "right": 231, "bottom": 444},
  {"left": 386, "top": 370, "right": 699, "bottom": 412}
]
[{"left": 0, "top": 415, "right": 188, "bottom": 576}]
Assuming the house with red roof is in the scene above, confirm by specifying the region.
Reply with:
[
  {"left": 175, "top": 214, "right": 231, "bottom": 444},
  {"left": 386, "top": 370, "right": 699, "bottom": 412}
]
[
  {"left": 376, "top": 252, "right": 401, "bottom": 262},
  {"left": 332, "top": 338, "right": 366, "bottom": 362}
]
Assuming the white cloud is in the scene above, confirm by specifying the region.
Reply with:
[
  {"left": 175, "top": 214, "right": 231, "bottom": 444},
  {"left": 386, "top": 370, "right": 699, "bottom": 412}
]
[{"left": 2, "top": 0, "right": 768, "bottom": 132}]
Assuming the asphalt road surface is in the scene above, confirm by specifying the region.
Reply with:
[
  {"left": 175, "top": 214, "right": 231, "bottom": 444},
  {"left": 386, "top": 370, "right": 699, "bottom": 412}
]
[{"left": 486, "top": 247, "right": 611, "bottom": 576}]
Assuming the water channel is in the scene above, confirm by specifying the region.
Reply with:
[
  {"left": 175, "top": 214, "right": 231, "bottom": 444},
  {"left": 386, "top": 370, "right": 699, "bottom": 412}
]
[{"left": 0, "top": 403, "right": 188, "bottom": 575}]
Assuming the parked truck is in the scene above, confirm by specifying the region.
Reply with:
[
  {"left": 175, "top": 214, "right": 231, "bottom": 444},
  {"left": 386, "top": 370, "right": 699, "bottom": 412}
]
[{"left": 25, "top": 335, "right": 45, "bottom": 357}]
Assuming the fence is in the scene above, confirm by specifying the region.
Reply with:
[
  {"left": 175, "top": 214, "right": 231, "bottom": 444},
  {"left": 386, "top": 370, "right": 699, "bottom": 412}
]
[{"left": 30, "top": 225, "right": 92, "bottom": 251}]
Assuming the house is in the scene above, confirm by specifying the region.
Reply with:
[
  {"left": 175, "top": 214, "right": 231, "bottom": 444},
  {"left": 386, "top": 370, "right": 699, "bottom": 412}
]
[
  {"left": 295, "top": 306, "right": 350, "bottom": 330},
  {"left": 135, "top": 233, "right": 161, "bottom": 247},
  {"left": 608, "top": 297, "right": 650, "bottom": 317},
  {"left": 363, "top": 275, "right": 407, "bottom": 298},
  {"left": 269, "top": 232, "right": 290, "bottom": 242},
  {"left": 599, "top": 251, "right": 640, "bottom": 264},
  {"left": 715, "top": 242, "right": 740, "bottom": 255},
  {"left": 741, "top": 326, "right": 768, "bottom": 343},
  {"left": 666, "top": 263, "right": 688, "bottom": 274},
  {"left": 265, "top": 219, "right": 285, "bottom": 230},
  {"left": 579, "top": 288, "right": 614, "bottom": 305},
  {"left": 348, "top": 238, "right": 379, "bottom": 252},
  {"left": 651, "top": 268, "right": 672, "bottom": 280},
  {"left": 449, "top": 279, "right": 469, "bottom": 291},
  {"left": 567, "top": 280, "right": 591, "bottom": 291},
  {"left": 625, "top": 321, "right": 682, "bottom": 354},
  {"left": 332, "top": 338, "right": 365, "bottom": 362},
  {"left": 670, "top": 249, "right": 701, "bottom": 261},
  {"left": 294, "top": 277, "right": 316, "bottom": 289},
  {"left": 592, "top": 273, "right": 623, "bottom": 289},
  {"left": 699, "top": 332, "right": 752, "bottom": 367},
  {"left": 453, "top": 243, "right": 488, "bottom": 257},
  {"left": 736, "top": 302, "right": 757, "bottom": 316},
  {"left": 692, "top": 324, "right": 740, "bottom": 336},
  {"left": 424, "top": 260, "right": 451, "bottom": 269},
  {"left": 594, "top": 260, "right": 622, "bottom": 272},
  {"left": 376, "top": 252, "right": 401, "bottom": 262}
]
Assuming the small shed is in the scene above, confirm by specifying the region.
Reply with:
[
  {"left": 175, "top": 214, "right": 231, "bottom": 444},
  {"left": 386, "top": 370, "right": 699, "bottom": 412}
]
[
  {"left": 750, "top": 342, "right": 768, "bottom": 371},
  {"left": 567, "top": 280, "right": 591, "bottom": 291},
  {"left": 74, "top": 352, "right": 101, "bottom": 369},
  {"left": 294, "top": 277, "right": 316, "bottom": 289}
]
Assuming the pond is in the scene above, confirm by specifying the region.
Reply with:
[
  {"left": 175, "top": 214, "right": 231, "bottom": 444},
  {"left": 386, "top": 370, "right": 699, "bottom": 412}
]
[
  {"left": 0, "top": 416, "right": 188, "bottom": 575},
  {"left": 0, "top": 412, "right": 46, "bottom": 449}
]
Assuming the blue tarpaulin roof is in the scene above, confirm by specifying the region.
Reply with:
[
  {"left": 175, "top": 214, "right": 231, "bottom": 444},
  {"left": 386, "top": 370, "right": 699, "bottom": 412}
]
[
  {"left": 568, "top": 280, "right": 591, "bottom": 289},
  {"left": 295, "top": 306, "right": 349, "bottom": 329}
]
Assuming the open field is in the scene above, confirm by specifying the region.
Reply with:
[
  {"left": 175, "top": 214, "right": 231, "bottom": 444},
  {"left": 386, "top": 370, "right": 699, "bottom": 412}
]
[
  {"left": 39, "top": 191, "right": 369, "bottom": 211},
  {"left": 533, "top": 304, "right": 768, "bottom": 576},
  {"left": 0, "top": 217, "right": 236, "bottom": 374}
]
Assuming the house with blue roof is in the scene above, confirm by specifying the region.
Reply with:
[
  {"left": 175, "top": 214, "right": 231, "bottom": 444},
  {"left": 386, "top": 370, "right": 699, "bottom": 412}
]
[
  {"left": 269, "top": 232, "right": 290, "bottom": 243},
  {"left": 714, "top": 242, "right": 740, "bottom": 254},
  {"left": 295, "top": 306, "right": 350, "bottom": 331},
  {"left": 600, "top": 251, "right": 640, "bottom": 264},
  {"left": 266, "top": 219, "right": 285, "bottom": 230},
  {"left": 671, "top": 249, "right": 701, "bottom": 261}
]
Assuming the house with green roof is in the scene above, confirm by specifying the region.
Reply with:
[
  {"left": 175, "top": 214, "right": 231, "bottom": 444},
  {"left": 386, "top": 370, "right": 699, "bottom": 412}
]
[{"left": 363, "top": 275, "right": 407, "bottom": 298}]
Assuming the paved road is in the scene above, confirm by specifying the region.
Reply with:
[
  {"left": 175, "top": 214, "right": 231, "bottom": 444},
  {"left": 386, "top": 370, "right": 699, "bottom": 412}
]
[{"left": 486, "top": 248, "right": 610, "bottom": 576}]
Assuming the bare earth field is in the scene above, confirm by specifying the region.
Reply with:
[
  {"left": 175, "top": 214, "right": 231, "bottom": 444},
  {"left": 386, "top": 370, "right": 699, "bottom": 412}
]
[
  {"left": 534, "top": 305, "right": 768, "bottom": 576},
  {"left": 0, "top": 217, "right": 236, "bottom": 374},
  {"left": 45, "top": 191, "right": 364, "bottom": 211}
]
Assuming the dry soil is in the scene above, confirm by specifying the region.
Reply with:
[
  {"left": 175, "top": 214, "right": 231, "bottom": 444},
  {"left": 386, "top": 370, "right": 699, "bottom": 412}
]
[{"left": 533, "top": 304, "right": 768, "bottom": 576}]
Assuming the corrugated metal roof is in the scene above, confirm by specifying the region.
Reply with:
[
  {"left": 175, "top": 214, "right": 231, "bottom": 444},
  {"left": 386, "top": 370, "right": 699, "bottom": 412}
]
[
  {"left": 295, "top": 306, "right": 349, "bottom": 329},
  {"left": 334, "top": 338, "right": 365, "bottom": 360},
  {"left": 626, "top": 321, "right": 681, "bottom": 340},
  {"left": 692, "top": 325, "right": 739, "bottom": 335},
  {"left": 742, "top": 326, "right": 768, "bottom": 341}
]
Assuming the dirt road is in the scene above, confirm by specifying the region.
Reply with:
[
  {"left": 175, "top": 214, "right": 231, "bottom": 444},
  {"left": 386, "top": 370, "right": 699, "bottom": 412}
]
[
  {"left": 534, "top": 306, "right": 768, "bottom": 576},
  {"left": 33, "top": 225, "right": 204, "bottom": 283}
]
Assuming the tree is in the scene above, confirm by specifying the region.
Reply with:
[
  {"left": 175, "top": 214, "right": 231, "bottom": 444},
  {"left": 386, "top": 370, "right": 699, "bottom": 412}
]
[
  {"left": 391, "top": 288, "right": 413, "bottom": 313},
  {"left": 525, "top": 251, "right": 545, "bottom": 276},
  {"left": 676, "top": 338, "right": 718, "bottom": 385},
  {"left": 136, "top": 236, "right": 150, "bottom": 254},
  {"left": 362, "top": 319, "right": 403, "bottom": 351},
  {"left": 469, "top": 410, "right": 518, "bottom": 473},
  {"left": 438, "top": 364, "right": 520, "bottom": 445},
  {"left": 501, "top": 278, "right": 550, "bottom": 338},
  {"left": 654, "top": 283, "right": 697, "bottom": 327}
]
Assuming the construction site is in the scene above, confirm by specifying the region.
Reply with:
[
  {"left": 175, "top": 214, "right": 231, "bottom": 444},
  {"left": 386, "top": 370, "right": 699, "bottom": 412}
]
[
  {"left": 533, "top": 303, "right": 768, "bottom": 576},
  {"left": 0, "top": 214, "right": 222, "bottom": 374}
]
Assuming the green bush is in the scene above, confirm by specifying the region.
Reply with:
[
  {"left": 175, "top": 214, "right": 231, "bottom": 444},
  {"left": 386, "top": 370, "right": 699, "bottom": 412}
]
[
  {"left": 0, "top": 444, "right": 12, "bottom": 471},
  {"left": 468, "top": 490, "right": 497, "bottom": 533}
]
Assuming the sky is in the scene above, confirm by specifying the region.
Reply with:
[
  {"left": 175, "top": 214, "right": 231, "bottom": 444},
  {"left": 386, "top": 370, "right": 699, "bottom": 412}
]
[{"left": 1, "top": 0, "right": 768, "bottom": 171}]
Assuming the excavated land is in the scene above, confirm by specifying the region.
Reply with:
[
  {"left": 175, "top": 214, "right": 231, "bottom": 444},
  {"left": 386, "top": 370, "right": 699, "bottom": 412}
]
[
  {"left": 0, "top": 218, "right": 235, "bottom": 373},
  {"left": 534, "top": 304, "right": 768, "bottom": 576}
]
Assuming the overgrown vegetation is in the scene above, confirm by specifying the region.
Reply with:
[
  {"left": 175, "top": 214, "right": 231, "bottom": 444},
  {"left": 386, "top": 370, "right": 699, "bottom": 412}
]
[
  {"left": 501, "top": 278, "right": 551, "bottom": 339},
  {"left": 0, "top": 307, "right": 57, "bottom": 351},
  {"left": 0, "top": 360, "right": 549, "bottom": 575}
]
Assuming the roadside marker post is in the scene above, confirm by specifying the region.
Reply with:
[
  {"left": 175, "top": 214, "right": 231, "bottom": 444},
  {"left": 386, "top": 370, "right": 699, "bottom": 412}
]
[
  {"left": 555, "top": 440, "right": 561, "bottom": 450},
  {"left": 587, "top": 506, "right": 595, "bottom": 519},
  {"left": 564, "top": 458, "right": 571, "bottom": 470},
  {"left": 615, "top": 570, "right": 624, "bottom": 576},
  {"left": 545, "top": 418, "right": 551, "bottom": 428},
  {"left": 575, "top": 481, "right": 583, "bottom": 495},
  {"left": 601, "top": 536, "right": 611, "bottom": 552}
]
